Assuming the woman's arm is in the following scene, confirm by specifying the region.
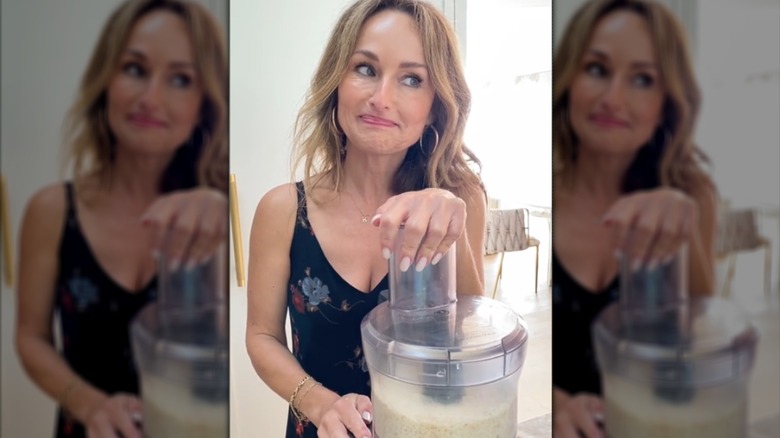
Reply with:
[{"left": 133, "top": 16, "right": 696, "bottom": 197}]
[
  {"left": 15, "top": 185, "right": 131, "bottom": 428},
  {"left": 454, "top": 184, "right": 487, "bottom": 296},
  {"left": 245, "top": 183, "right": 358, "bottom": 428}
]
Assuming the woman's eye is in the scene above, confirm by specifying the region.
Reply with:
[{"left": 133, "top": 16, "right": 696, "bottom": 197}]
[
  {"left": 585, "top": 62, "right": 606, "bottom": 77},
  {"left": 401, "top": 75, "right": 422, "bottom": 88},
  {"left": 633, "top": 73, "right": 655, "bottom": 88},
  {"left": 171, "top": 73, "right": 192, "bottom": 88},
  {"left": 123, "top": 62, "right": 144, "bottom": 77},
  {"left": 356, "top": 63, "right": 375, "bottom": 77}
]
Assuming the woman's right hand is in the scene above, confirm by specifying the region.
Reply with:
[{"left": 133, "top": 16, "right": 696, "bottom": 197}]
[
  {"left": 316, "top": 393, "right": 373, "bottom": 438},
  {"left": 603, "top": 188, "right": 697, "bottom": 271},
  {"left": 84, "top": 393, "right": 143, "bottom": 438},
  {"left": 553, "top": 393, "right": 605, "bottom": 438}
]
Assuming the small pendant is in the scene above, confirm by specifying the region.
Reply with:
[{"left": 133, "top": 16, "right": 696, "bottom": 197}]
[{"left": 361, "top": 215, "right": 369, "bottom": 223}]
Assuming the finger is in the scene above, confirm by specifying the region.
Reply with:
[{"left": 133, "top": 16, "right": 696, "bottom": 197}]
[
  {"left": 89, "top": 415, "right": 120, "bottom": 438},
  {"left": 602, "top": 198, "right": 638, "bottom": 258},
  {"left": 354, "top": 394, "right": 374, "bottom": 425},
  {"left": 429, "top": 206, "right": 465, "bottom": 267},
  {"left": 627, "top": 209, "right": 663, "bottom": 270},
  {"left": 338, "top": 397, "right": 372, "bottom": 438},
  {"left": 647, "top": 210, "right": 685, "bottom": 269},
  {"left": 397, "top": 218, "right": 429, "bottom": 272},
  {"left": 183, "top": 196, "right": 229, "bottom": 269},
  {"left": 124, "top": 395, "right": 144, "bottom": 424},
  {"left": 110, "top": 398, "right": 142, "bottom": 438},
  {"left": 571, "top": 398, "right": 604, "bottom": 438},
  {"left": 141, "top": 197, "right": 180, "bottom": 256},
  {"left": 317, "top": 414, "right": 347, "bottom": 438},
  {"left": 553, "top": 412, "right": 579, "bottom": 438},
  {"left": 374, "top": 196, "right": 404, "bottom": 261},
  {"left": 164, "top": 212, "right": 201, "bottom": 271}
]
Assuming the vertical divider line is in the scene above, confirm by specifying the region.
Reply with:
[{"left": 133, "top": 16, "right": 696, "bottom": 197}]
[{"left": 229, "top": 173, "right": 246, "bottom": 287}]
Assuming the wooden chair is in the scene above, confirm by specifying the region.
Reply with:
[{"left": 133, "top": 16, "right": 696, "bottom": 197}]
[
  {"left": 715, "top": 207, "right": 772, "bottom": 297},
  {"left": 485, "top": 208, "right": 541, "bottom": 298}
]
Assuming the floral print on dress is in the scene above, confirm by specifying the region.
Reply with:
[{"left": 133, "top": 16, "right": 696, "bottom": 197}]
[
  {"left": 293, "top": 267, "right": 334, "bottom": 315},
  {"left": 336, "top": 346, "right": 369, "bottom": 373},
  {"left": 67, "top": 274, "right": 99, "bottom": 312}
]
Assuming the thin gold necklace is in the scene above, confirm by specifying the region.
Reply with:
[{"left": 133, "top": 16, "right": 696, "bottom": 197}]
[{"left": 342, "top": 190, "right": 373, "bottom": 223}]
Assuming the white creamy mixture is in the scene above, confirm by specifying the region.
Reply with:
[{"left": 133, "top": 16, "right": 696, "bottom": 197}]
[
  {"left": 141, "top": 374, "right": 227, "bottom": 438},
  {"left": 603, "top": 374, "right": 746, "bottom": 438},
  {"left": 371, "top": 381, "right": 516, "bottom": 438}
]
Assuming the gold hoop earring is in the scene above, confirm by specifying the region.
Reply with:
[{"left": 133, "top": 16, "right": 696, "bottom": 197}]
[
  {"left": 419, "top": 125, "right": 440, "bottom": 155},
  {"left": 331, "top": 108, "right": 342, "bottom": 135}
]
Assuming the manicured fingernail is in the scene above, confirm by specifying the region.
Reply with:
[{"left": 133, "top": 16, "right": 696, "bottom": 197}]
[
  {"left": 382, "top": 248, "right": 391, "bottom": 260},
  {"left": 371, "top": 214, "right": 381, "bottom": 226},
  {"left": 399, "top": 257, "right": 411, "bottom": 272},
  {"left": 415, "top": 257, "right": 427, "bottom": 272},
  {"left": 131, "top": 411, "right": 143, "bottom": 422},
  {"left": 431, "top": 253, "right": 443, "bottom": 266},
  {"left": 362, "top": 411, "right": 372, "bottom": 423},
  {"left": 593, "top": 411, "right": 604, "bottom": 423}
]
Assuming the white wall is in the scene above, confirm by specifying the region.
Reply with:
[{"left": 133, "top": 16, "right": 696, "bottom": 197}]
[
  {"left": 227, "top": 1, "right": 456, "bottom": 437},
  {"left": 0, "top": 1, "right": 226, "bottom": 436}
]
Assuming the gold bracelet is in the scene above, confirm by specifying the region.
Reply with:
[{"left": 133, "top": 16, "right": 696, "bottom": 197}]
[
  {"left": 294, "top": 381, "right": 321, "bottom": 413},
  {"left": 289, "top": 375, "right": 311, "bottom": 422},
  {"left": 58, "top": 378, "right": 79, "bottom": 410}
]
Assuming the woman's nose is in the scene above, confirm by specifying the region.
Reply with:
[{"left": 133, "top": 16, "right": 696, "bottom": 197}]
[
  {"left": 368, "top": 78, "right": 393, "bottom": 110},
  {"left": 600, "top": 78, "right": 626, "bottom": 112},
  {"left": 138, "top": 76, "right": 164, "bottom": 110}
]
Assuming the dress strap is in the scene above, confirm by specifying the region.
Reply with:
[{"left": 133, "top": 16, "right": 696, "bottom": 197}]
[
  {"left": 295, "top": 181, "right": 310, "bottom": 227},
  {"left": 63, "top": 181, "right": 78, "bottom": 226}
]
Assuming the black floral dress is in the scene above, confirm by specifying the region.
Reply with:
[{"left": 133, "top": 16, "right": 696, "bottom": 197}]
[
  {"left": 54, "top": 182, "right": 156, "bottom": 437},
  {"left": 285, "top": 182, "right": 386, "bottom": 438},
  {"left": 551, "top": 252, "right": 619, "bottom": 396}
]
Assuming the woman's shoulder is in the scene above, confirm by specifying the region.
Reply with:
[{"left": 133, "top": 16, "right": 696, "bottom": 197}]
[
  {"left": 256, "top": 181, "right": 299, "bottom": 211},
  {"left": 20, "top": 182, "right": 70, "bottom": 250},
  {"left": 252, "top": 182, "right": 302, "bottom": 232},
  {"left": 24, "top": 182, "right": 68, "bottom": 220}
]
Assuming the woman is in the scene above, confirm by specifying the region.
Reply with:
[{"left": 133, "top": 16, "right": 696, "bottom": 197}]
[
  {"left": 551, "top": 1, "right": 718, "bottom": 437},
  {"left": 245, "top": 1, "right": 487, "bottom": 437},
  {"left": 15, "top": 1, "right": 228, "bottom": 437}
]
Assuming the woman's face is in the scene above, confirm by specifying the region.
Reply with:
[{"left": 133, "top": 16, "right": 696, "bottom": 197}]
[
  {"left": 106, "top": 10, "right": 203, "bottom": 157},
  {"left": 337, "top": 9, "right": 436, "bottom": 156},
  {"left": 568, "top": 10, "right": 665, "bottom": 157}
]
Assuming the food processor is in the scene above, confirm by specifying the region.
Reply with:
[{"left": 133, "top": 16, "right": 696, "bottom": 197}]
[
  {"left": 131, "top": 245, "right": 229, "bottom": 438},
  {"left": 593, "top": 247, "right": 758, "bottom": 438},
  {"left": 361, "top": 228, "right": 529, "bottom": 438}
]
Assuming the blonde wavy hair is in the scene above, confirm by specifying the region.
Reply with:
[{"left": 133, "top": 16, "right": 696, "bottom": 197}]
[
  {"left": 292, "top": 0, "right": 482, "bottom": 198},
  {"left": 62, "top": 0, "right": 228, "bottom": 193},
  {"left": 553, "top": 0, "right": 714, "bottom": 194}
]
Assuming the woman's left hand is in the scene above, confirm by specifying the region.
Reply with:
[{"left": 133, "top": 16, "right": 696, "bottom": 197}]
[
  {"left": 141, "top": 187, "right": 228, "bottom": 270},
  {"left": 373, "top": 188, "right": 466, "bottom": 272}
]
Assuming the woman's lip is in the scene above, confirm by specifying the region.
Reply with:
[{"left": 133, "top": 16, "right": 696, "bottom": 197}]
[
  {"left": 360, "top": 115, "right": 396, "bottom": 127},
  {"left": 590, "top": 114, "right": 628, "bottom": 128},
  {"left": 129, "top": 115, "right": 166, "bottom": 128}
]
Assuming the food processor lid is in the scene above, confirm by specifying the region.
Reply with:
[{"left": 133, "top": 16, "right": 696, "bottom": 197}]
[
  {"left": 593, "top": 297, "right": 758, "bottom": 384},
  {"left": 131, "top": 303, "right": 229, "bottom": 362},
  {"left": 361, "top": 295, "right": 528, "bottom": 387}
]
